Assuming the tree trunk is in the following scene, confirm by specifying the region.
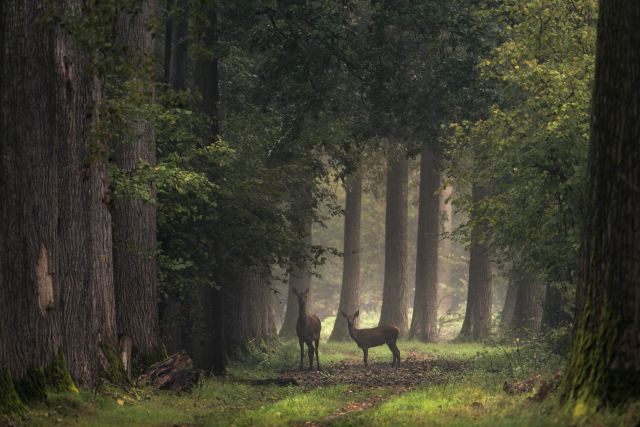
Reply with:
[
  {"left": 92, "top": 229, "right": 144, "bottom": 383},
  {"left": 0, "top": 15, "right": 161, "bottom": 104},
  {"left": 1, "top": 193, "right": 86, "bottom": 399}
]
[
  {"left": 280, "top": 217, "right": 313, "bottom": 338},
  {"left": 330, "top": 171, "right": 362, "bottom": 341},
  {"left": 226, "top": 267, "right": 277, "bottom": 349},
  {"left": 511, "top": 271, "right": 545, "bottom": 336},
  {"left": 500, "top": 275, "right": 517, "bottom": 333},
  {"left": 113, "top": 0, "right": 159, "bottom": 375},
  {"left": 438, "top": 185, "right": 453, "bottom": 289},
  {"left": 458, "top": 185, "right": 492, "bottom": 341},
  {"left": 0, "top": 0, "right": 117, "bottom": 386},
  {"left": 409, "top": 147, "right": 440, "bottom": 341},
  {"left": 379, "top": 148, "right": 409, "bottom": 335},
  {"left": 169, "top": 0, "right": 188, "bottom": 91},
  {"left": 563, "top": 1, "right": 640, "bottom": 406}
]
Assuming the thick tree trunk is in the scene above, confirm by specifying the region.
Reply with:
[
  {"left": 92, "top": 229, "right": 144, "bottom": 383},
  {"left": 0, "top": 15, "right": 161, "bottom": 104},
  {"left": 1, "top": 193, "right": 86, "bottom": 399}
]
[
  {"left": 563, "top": 1, "right": 640, "bottom": 406},
  {"left": 226, "top": 267, "right": 277, "bottom": 348},
  {"left": 169, "top": 0, "right": 188, "bottom": 91},
  {"left": 330, "top": 172, "right": 362, "bottom": 341},
  {"left": 511, "top": 272, "right": 545, "bottom": 336},
  {"left": 409, "top": 147, "right": 440, "bottom": 341},
  {"left": 0, "top": 0, "right": 117, "bottom": 386},
  {"left": 458, "top": 185, "right": 492, "bottom": 341},
  {"left": 500, "top": 276, "right": 517, "bottom": 333},
  {"left": 379, "top": 148, "right": 409, "bottom": 335},
  {"left": 280, "top": 217, "right": 313, "bottom": 338},
  {"left": 113, "top": 0, "right": 159, "bottom": 375}
]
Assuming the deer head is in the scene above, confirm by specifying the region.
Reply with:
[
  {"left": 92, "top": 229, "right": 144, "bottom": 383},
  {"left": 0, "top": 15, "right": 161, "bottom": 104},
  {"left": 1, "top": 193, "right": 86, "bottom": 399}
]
[
  {"left": 341, "top": 310, "right": 359, "bottom": 327},
  {"left": 292, "top": 287, "right": 309, "bottom": 308}
]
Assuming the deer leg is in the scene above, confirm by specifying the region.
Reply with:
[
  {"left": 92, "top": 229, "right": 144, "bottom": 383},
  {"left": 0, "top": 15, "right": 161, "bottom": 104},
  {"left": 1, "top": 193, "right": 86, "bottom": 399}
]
[
  {"left": 363, "top": 348, "right": 368, "bottom": 367},
  {"left": 389, "top": 342, "right": 400, "bottom": 367},
  {"left": 314, "top": 339, "right": 320, "bottom": 370},
  {"left": 307, "top": 342, "right": 314, "bottom": 371},
  {"left": 299, "top": 339, "right": 305, "bottom": 371}
]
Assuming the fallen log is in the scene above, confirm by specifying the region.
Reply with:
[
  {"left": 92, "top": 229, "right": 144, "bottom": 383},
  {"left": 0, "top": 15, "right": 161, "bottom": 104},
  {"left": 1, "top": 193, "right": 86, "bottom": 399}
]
[{"left": 137, "top": 352, "right": 199, "bottom": 392}]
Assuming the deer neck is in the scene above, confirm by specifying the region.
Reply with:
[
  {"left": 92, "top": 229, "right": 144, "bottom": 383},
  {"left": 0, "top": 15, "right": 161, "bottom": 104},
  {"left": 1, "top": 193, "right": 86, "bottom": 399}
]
[
  {"left": 297, "top": 302, "right": 307, "bottom": 323},
  {"left": 348, "top": 322, "right": 360, "bottom": 343}
]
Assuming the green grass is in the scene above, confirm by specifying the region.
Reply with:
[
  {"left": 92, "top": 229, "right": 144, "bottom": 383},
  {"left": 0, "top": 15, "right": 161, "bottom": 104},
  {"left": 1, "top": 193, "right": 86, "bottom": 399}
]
[{"left": 11, "top": 340, "right": 640, "bottom": 427}]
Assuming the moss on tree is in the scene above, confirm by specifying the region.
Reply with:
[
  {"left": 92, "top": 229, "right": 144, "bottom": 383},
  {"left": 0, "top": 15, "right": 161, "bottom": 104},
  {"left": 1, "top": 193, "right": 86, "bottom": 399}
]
[
  {"left": 100, "top": 343, "right": 128, "bottom": 385},
  {"left": 14, "top": 367, "right": 47, "bottom": 403},
  {"left": 45, "top": 351, "right": 78, "bottom": 394},
  {"left": 0, "top": 369, "right": 25, "bottom": 415}
]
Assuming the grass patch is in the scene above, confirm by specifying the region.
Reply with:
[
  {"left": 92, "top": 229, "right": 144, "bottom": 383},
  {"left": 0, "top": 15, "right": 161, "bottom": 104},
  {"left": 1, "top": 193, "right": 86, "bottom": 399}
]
[{"left": 15, "top": 339, "right": 640, "bottom": 427}]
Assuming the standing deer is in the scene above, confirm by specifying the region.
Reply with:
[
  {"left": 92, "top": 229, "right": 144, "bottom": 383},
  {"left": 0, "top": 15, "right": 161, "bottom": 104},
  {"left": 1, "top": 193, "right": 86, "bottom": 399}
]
[
  {"left": 342, "top": 310, "right": 401, "bottom": 367},
  {"left": 293, "top": 287, "right": 321, "bottom": 371}
]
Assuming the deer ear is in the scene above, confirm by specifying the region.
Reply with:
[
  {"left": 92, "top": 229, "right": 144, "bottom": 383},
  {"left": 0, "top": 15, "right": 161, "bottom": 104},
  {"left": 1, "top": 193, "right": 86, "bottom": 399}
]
[{"left": 354, "top": 310, "right": 360, "bottom": 318}]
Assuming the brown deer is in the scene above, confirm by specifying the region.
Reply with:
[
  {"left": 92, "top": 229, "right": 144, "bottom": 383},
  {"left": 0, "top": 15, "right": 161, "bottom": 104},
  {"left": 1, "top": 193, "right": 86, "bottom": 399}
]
[
  {"left": 293, "top": 287, "right": 321, "bottom": 371},
  {"left": 341, "top": 310, "right": 401, "bottom": 367}
]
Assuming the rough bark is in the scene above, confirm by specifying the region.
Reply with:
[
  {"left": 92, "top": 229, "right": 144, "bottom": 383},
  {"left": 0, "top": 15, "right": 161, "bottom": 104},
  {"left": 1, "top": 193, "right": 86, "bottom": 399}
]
[
  {"left": 226, "top": 267, "right": 277, "bottom": 348},
  {"left": 112, "top": 0, "right": 159, "bottom": 372},
  {"left": 409, "top": 147, "right": 440, "bottom": 341},
  {"left": 188, "top": 5, "right": 226, "bottom": 375},
  {"left": 330, "top": 172, "right": 362, "bottom": 341},
  {"left": 500, "top": 276, "right": 517, "bottom": 333},
  {"left": 280, "top": 217, "right": 313, "bottom": 338},
  {"left": 379, "top": 148, "right": 409, "bottom": 335},
  {"left": 563, "top": 1, "right": 640, "bottom": 406},
  {"left": 0, "top": 0, "right": 117, "bottom": 386},
  {"left": 438, "top": 185, "right": 453, "bottom": 289},
  {"left": 169, "top": 0, "right": 188, "bottom": 91},
  {"left": 511, "top": 272, "right": 545, "bottom": 336},
  {"left": 458, "top": 185, "right": 492, "bottom": 341},
  {"left": 138, "top": 351, "right": 198, "bottom": 392}
]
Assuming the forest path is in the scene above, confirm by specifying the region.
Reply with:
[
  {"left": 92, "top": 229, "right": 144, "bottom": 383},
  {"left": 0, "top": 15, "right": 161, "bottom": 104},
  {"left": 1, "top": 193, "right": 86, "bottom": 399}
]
[{"left": 274, "top": 350, "right": 471, "bottom": 427}]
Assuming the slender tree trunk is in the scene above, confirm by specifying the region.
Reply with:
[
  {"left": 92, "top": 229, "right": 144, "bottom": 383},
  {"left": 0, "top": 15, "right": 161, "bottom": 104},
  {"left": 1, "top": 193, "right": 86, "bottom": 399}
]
[
  {"left": 330, "top": 171, "right": 362, "bottom": 341},
  {"left": 112, "top": 0, "right": 159, "bottom": 376},
  {"left": 511, "top": 271, "right": 545, "bottom": 336},
  {"left": 0, "top": 0, "right": 117, "bottom": 386},
  {"left": 379, "top": 147, "right": 409, "bottom": 335},
  {"left": 159, "top": 0, "right": 189, "bottom": 354},
  {"left": 280, "top": 216, "right": 313, "bottom": 338},
  {"left": 458, "top": 185, "right": 492, "bottom": 341},
  {"left": 190, "top": 5, "right": 226, "bottom": 375},
  {"left": 410, "top": 147, "right": 440, "bottom": 341},
  {"left": 563, "top": 1, "right": 640, "bottom": 406},
  {"left": 163, "top": 0, "right": 174, "bottom": 84},
  {"left": 438, "top": 185, "right": 453, "bottom": 289}
]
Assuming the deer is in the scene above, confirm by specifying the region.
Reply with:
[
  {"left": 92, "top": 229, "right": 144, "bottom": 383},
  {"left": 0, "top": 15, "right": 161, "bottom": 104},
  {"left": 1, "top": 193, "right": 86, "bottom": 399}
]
[
  {"left": 341, "top": 310, "right": 401, "bottom": 368},
  {"left": 292, "top": 287, "right": 321, "bottom": 371}
]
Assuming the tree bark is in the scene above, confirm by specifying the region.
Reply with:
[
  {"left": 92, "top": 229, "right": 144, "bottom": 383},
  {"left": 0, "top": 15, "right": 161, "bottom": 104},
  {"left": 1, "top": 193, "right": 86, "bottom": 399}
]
[
  {"left": 113, "top": 0, "right": 159, "bottom": 374},
  {"left": 226, "top": 267, "right": 277, "bottom": 348},
  {"left": 458, "top": 185, "right": 492, "bottom": 341},
  {"left": 500, "top": 275, "right": 517, "bottom": 333},
  {"left": 330, "top": 171, "right": 362, "bottom": 341},
  {"left": 379, "top": 148, "right": 409, "bottom": 335},
  {"left": 563, "top": 1, "right": 640, "bottom": 406},
  {"left": 169, "top": 0, "right": 188, "bottom": 91},
  {"left": 0, "top": 0, "right": 117, "bottom": 386},
  {"left": 438, "top": 185, "right": 453, "bottom": 289},
  {"left": 409, "top": 147, "right": 440, "bottom": 341},
  {"left": 511, "top": 271, "right": 545, "bottom": 336}
]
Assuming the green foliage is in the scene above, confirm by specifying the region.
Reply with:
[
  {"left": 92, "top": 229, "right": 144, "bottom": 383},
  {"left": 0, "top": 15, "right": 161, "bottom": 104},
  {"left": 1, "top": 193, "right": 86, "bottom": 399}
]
[{"left": 447, "top": 0, "right": 596, "bottom": 287}]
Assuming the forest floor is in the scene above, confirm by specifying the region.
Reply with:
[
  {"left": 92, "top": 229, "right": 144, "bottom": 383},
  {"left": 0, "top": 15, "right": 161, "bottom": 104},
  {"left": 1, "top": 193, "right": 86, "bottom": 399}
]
[{"left": 10, "top": 341, "right": 640, "bottom": 427}]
